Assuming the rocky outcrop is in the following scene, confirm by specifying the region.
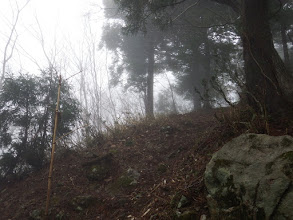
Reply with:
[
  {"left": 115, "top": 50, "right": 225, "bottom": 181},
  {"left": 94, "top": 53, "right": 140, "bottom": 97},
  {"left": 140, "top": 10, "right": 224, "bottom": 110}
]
[{"left": 204, "top": 133, "right": 293, "bottom": 219}]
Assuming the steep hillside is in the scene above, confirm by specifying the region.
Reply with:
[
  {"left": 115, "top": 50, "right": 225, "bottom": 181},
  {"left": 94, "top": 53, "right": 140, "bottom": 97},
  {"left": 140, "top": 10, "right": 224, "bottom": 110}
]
[{"left": 0, "top": 108, "right": 291, "bottom": 219}]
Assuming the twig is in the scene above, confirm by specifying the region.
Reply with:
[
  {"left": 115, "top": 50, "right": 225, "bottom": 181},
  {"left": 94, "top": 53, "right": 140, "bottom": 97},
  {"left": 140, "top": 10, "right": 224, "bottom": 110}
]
[
  {"left": 172, "top": 0, "right": 201, "bottom": 22},
  {"left": 56, "top": 124, "right": 89, "bottom": 143}
]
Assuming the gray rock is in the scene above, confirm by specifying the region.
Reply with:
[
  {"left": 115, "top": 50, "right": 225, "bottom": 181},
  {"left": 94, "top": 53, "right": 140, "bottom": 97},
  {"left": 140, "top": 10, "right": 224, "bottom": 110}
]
[
  {"left": 204, "top": 133, "right": 293, "bottom": 220},
  {"left": 127, "top": 168, "right": 140, "bottom": 185},
  {"left": 127, "top": 168, "right": 140, "bottom": 179}
]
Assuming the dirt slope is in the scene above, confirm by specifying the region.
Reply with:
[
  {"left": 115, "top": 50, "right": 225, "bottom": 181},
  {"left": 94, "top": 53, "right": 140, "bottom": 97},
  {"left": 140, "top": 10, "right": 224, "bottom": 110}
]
[{"left": 0, "top": 109, "right": 282, "bottom": 219}]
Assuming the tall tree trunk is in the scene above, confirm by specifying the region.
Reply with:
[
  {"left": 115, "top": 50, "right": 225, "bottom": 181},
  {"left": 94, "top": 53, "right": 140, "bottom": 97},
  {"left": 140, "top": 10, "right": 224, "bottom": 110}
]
[
  {"left": 192, "top": 93, "right": 201, "bottom": 111},
  {"left": 203, "top": 28, "right": 212, "bottom": 109},
  {"left": 22, "top": 98, "right": 30, "bottom": 153},
  {"left": 164, "top": 72, "right": 177, "bottom": 114},
  {"left": 242, "top": 0, "right": 293, "bottom": 114},
  {"left": 146, "top": 37, "right": 155, "bottom": 118},
  {"left": 281, "top": 22, "right": 290, "bottom": 71}
]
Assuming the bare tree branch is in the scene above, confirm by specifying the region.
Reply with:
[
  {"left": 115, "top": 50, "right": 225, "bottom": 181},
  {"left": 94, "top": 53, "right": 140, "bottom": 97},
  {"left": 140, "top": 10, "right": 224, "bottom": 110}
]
[
  {"left": 0, "top": 0, "right": 31, "bottom": 90},
  {"left": 172, "top": 0, "right": 201, "bottom": 22},
  {"left": 35, "top": 16, "right": 54, "bottom": 68}
]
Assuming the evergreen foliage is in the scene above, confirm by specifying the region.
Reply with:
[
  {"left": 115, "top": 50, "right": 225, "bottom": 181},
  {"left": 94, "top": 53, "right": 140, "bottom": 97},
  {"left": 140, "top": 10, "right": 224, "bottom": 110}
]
[
  {"left": 0, "top": 70, "right": 80, "bottom": 179},
  {"left": 105, "top": 0, "right": 293, "bottom": 114}
]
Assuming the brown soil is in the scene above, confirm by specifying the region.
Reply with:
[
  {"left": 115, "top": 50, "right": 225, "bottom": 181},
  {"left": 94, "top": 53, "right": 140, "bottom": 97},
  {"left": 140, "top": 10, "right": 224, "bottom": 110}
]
[{"left": 0, "top": 108, "right": 292, "bottom": 219}]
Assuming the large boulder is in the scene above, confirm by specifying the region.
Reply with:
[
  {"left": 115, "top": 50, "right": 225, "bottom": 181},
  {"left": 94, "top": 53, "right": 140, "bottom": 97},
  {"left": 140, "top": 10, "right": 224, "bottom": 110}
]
[{"left": 204, "top": 133, "right": 293, "bottom": 220}]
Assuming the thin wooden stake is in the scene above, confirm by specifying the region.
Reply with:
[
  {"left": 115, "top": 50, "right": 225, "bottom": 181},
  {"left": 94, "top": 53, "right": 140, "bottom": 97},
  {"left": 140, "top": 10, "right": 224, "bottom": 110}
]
[{"left": 45, "top": 75, "right": 62, "bottom": 218}]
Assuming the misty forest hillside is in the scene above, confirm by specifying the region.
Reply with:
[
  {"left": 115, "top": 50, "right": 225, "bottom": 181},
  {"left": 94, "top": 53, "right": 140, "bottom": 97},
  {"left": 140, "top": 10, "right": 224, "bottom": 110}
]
[
  {"left": 1, "top": 0, "right": 293, "bottom": 219},
  {"left": 1, "top": 107, "right": 292, "bottom": 220},
  {"left": 1, "top": 110, "right": 222, "bottom": 219},
  {"left": 0, "top": 109, "right": 244, "bottom": 219}
]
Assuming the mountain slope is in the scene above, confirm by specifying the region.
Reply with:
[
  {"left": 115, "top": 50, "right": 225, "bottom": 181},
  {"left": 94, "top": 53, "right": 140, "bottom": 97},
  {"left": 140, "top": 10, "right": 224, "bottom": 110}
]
[{"left": 0, "top": 109, "right": 273, "bottom": 219}]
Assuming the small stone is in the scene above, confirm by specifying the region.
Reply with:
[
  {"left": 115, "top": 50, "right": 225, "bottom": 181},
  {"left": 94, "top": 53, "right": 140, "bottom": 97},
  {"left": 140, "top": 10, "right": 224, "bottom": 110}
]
[
  {"left": 127, "top": 168, "right": 140, "bottom": 180},
  {"left": 76, "top": 206, "right": 83, "bottom": 211},
  {"left": 177, "top": 195, "right": 190, "bottom": 209}
]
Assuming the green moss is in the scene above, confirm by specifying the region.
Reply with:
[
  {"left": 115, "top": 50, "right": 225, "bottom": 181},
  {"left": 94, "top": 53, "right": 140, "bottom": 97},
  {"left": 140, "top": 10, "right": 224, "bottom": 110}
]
[
  {"left": 177, "top": 195, "right": 190, "bottom": 208},
  {"left": 214, "top": 175, "right": 240, "bottom": 209},
  {"left": 84, "top": 154, "right": 114, "bottom": 181},
  {"left": 117, "top": 175, "right": 133, "bottom": 187},
  {"left": 109, "top": 175, "right": 134, "bottom": 194},
  {"left": 87, "top": 165, "right": 109, "bottom": 181},
  {"left": 70, "top": 195, "right": 97, "bottom": 212},
  {"left": 109, "top": 149, "right": 118, "bottom": 154},
  {"left": 281, "top": 151, "right": 293, "bottom": 162}
]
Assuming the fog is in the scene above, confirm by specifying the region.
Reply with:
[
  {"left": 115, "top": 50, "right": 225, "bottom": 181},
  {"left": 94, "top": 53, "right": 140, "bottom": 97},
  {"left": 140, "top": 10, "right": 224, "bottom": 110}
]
[{"left": 0, "top": 0, "right": 292, "bottom": 161}]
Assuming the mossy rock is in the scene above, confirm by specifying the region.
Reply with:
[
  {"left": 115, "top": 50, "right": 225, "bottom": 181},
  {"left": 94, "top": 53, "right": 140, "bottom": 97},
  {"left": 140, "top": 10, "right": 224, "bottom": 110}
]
[{"left": 205, "top": 134, "right": 293, "bottom": 220}]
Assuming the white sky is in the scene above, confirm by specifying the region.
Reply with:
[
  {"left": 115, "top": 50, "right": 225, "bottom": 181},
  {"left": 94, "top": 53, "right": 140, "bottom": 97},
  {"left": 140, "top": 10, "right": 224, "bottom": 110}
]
[
  {"left": 0, "top": 0, "right": 104, "bottom": 75},
  {"left": 0, "top": 0, "right": 193, "bottom": 122}
]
